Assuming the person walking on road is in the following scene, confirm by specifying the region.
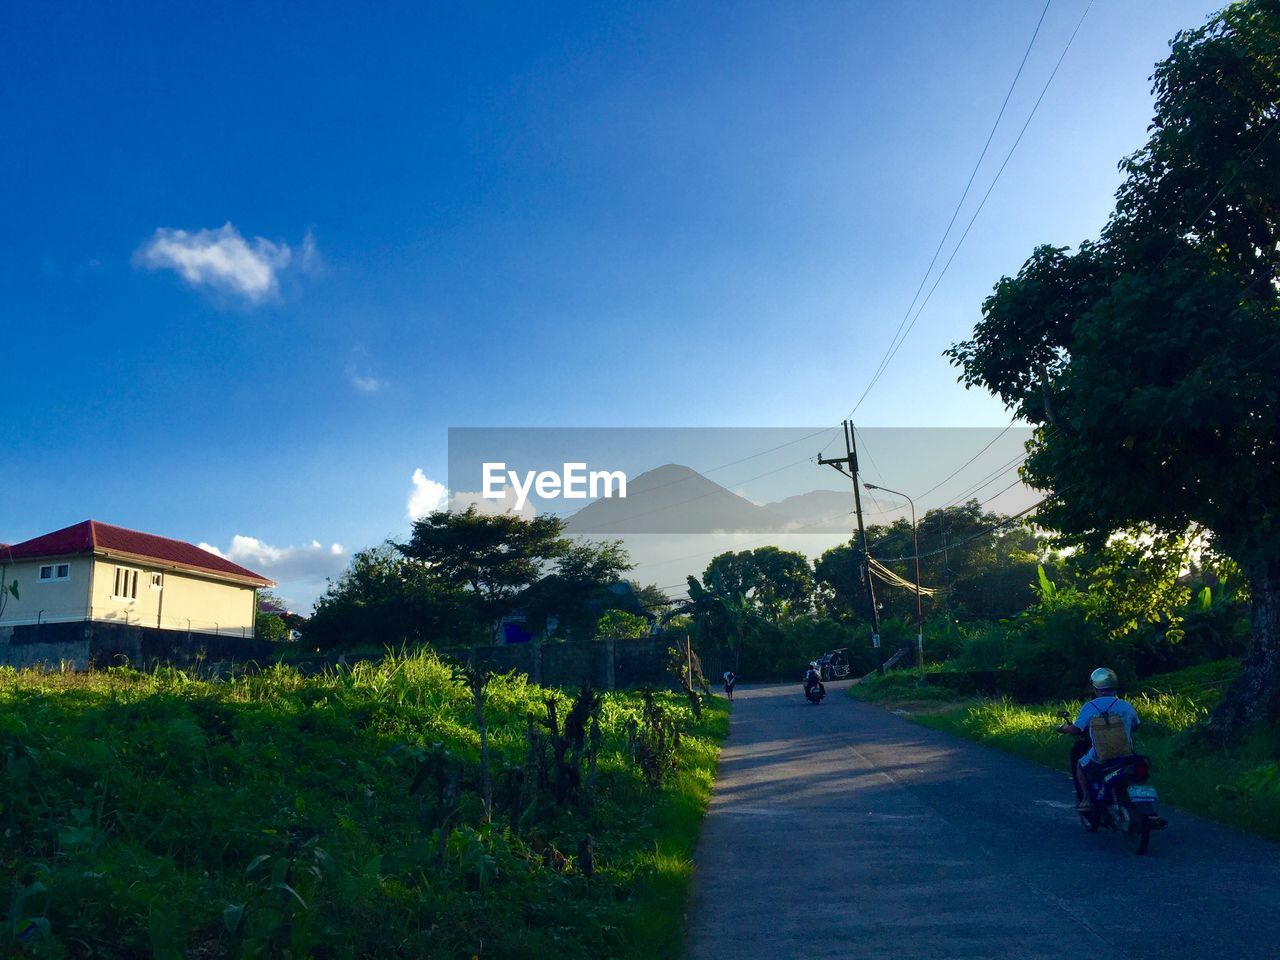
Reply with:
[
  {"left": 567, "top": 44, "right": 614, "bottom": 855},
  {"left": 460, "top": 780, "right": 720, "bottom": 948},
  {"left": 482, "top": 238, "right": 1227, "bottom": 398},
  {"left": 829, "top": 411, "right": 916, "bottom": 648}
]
[{"left": 722, "top": 670, "right": 736, "bottom": 701}]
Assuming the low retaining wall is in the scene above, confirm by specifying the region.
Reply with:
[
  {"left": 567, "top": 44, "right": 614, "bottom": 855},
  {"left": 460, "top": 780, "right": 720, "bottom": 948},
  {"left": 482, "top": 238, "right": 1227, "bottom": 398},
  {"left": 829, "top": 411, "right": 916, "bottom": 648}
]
[
  {"left": 2, "top": 622, "right": 714, "bottom": 692},
  {"left": 0, "top": 620, "right": 279, "bottom": 672}
]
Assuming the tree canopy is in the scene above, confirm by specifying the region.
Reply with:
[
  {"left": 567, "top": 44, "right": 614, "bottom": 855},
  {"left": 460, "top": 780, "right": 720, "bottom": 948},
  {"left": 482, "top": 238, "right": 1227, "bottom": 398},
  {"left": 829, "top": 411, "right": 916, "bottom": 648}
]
[
  {"left": 399, "top": 508, "right": 570, "bottom": 625},
  {"left": 947, "top": 0, "right": 1280, "bottom": 731}
]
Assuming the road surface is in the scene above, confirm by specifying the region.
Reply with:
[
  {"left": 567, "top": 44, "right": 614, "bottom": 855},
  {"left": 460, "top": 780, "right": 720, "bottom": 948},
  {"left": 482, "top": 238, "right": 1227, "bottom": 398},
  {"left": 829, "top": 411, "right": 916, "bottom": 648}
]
[{"left": 685, "top": 680, "right": 1280, "bottom": 960}]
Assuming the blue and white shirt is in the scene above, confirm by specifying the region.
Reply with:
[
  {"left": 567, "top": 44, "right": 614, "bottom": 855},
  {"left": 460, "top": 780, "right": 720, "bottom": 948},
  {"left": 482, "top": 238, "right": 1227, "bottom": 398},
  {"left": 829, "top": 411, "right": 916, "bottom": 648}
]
[{"left": 1074, "top": 695, "right": 1140, "bottom": 765}]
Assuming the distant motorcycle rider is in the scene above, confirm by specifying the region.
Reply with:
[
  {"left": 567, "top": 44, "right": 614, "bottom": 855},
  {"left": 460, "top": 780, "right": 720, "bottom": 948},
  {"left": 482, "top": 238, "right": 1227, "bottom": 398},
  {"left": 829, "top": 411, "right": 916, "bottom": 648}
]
[
  {"left": 1055, "top": 667, "right": 1142, "bottom": 811},
  {"left": 803, "top": 661, "right": 825, "bottom": 700}
]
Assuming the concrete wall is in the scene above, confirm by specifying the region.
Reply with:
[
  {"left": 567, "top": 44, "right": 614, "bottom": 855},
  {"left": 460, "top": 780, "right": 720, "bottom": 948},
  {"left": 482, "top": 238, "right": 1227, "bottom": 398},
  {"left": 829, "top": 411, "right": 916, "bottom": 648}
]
[{"left": 0, "top": 620, "right": 278, "bottom": 672}]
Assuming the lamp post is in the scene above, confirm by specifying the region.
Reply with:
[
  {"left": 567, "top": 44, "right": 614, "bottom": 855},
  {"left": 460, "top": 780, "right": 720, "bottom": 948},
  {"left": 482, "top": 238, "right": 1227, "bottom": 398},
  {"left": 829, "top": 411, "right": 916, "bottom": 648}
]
[{"left": 864, "top": 483, "right": 924, "bottom": 670}]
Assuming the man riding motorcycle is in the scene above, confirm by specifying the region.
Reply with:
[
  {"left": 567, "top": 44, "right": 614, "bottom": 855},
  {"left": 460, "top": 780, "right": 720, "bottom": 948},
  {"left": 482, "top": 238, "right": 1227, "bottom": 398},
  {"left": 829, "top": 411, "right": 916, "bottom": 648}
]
[
  {"left": 803, "top": 661, "right": 825, "bottom": 701},
  {"left": 1055, "top": 667, "right": 1142, "bottom": 811}
]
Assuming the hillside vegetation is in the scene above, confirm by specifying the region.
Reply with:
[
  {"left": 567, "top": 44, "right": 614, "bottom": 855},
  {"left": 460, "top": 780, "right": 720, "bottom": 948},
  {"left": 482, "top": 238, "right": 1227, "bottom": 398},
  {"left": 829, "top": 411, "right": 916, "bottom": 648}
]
[{"left": 0, "top": 654, "right": 727, "bottom": 959}]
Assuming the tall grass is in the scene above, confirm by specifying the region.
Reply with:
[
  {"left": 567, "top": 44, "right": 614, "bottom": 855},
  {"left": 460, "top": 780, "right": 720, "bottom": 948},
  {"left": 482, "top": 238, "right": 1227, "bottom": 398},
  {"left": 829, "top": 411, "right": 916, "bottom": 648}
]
[{"left": 0, "top": 652, "right": 728, "bottom": 958}]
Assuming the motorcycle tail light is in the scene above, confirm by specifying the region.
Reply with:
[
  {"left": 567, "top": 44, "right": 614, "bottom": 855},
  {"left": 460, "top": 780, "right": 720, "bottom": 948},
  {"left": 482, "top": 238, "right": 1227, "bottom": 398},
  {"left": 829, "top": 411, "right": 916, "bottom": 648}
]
[{"left": 1130, "top": 761, "right": 1150, "bottom": 783}]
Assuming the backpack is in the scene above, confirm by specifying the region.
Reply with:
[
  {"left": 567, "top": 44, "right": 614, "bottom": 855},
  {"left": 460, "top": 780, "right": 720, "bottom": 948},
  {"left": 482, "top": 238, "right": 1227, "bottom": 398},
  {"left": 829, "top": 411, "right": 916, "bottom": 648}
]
[{"left": 1086, "top": 698, "right": 1133, "bottom": 761}]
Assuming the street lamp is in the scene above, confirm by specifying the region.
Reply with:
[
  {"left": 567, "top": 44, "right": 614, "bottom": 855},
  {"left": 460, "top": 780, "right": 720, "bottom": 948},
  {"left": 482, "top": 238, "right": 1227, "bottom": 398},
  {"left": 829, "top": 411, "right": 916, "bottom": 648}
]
[{"left": 864, "top": 482, "right": 924, "bottom": 670}]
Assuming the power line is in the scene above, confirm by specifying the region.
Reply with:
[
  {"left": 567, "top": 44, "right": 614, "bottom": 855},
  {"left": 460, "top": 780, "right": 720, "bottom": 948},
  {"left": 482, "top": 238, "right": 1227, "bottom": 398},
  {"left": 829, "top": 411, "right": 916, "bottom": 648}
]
[
  {"left": 851, "top": 0, "right": 1055, "bottom": 415},
  {"left": 863, "top": 461, "right": 1029, "bottom": 554},
  {"left": 570, "top": 451, "right": 822, "bottom": 533},
  {"left": 581, "top": 425, "right": 843, "bottom": 509},
  {"left": 629, "top": 503, "right": 859, "bottom": 573},
  {"left": 850, "top": 0, "right": 1095, "bottom": 416},
  {"left": 937, "top": 451, "right": 1027, "bottom": 510},
  {"left": 914, "top": 420, "right": 1018, "bottom": 500},
  {"left": 876, "top": 497, "right": 1045, "bottom": 564}
]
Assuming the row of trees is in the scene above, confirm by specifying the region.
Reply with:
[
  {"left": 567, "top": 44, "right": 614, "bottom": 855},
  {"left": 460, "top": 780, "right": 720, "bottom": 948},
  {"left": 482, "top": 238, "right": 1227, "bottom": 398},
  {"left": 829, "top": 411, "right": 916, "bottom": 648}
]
[
  {"left": 306, "top": 499, "right": 1049, "bottom": 660},
  {"left": 678, "top": 503, "right": 1053, "bottom": 677},
  {"left": 306, "top": 508, "right": 650, "bottom": 649},
  {"left": 304, "top": 496, "right": 1250, "bottom": 706}
]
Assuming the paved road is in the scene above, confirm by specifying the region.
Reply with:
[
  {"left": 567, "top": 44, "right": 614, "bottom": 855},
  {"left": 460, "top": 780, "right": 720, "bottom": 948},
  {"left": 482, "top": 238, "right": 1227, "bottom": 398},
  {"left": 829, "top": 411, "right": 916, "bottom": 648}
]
[{"left": 685, "top": 681, "right": 1280, "bottom": 960}]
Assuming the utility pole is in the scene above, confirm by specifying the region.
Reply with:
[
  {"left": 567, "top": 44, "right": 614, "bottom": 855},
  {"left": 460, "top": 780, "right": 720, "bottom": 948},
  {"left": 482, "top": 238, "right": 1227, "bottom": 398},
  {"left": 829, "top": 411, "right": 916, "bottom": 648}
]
[
  {"left": 865, "top": 482, "right": 923, "bottom": 670},
  {"left": 819, "top": 421, "right": 884, "bottom": 674}
]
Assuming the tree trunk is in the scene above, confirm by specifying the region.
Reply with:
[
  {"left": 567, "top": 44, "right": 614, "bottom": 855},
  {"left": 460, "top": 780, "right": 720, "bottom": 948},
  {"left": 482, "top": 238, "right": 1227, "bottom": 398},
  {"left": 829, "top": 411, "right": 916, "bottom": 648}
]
[{"left": 1203, "top": 558, "right": 1280, "bottom": 740}]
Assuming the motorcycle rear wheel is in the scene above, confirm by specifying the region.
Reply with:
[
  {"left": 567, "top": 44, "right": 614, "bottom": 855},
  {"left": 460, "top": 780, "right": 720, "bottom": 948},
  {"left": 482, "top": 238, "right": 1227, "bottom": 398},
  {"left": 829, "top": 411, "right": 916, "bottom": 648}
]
[{"left": 1125, "top": 819, "right": 1151, "bottom": 854}]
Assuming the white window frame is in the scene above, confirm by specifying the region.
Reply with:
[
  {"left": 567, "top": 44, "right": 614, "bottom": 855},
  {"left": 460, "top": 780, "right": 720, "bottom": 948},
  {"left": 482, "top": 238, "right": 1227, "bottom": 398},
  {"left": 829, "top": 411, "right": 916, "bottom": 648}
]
[
  {"left": 37, "top": 563, "right": 71, "bottom": 583},
  {"left": 112, "top": 566, "right": 141, "bottom": 601}
]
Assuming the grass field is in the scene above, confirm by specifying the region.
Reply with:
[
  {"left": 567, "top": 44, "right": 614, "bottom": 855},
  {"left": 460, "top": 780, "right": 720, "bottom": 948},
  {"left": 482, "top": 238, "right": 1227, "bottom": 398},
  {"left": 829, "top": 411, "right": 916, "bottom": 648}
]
[
  {"left": 0, "top": 653, "right": 728, "bottom": 959},
  {"left": 852, "top": 660, "right": 1280, "bottom": 841}
]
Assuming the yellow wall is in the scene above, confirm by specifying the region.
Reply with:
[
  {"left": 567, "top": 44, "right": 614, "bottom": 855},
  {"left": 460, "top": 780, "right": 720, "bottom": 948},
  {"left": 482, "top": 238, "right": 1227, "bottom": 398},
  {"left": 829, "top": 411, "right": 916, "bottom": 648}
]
[
  {"left": 0, "top": 558, "right": 93, "bottom": 625},
  {"left": 88, "top": 559, "right": 257, "bottom": 635},
  {"left": 0, "top": 556, "right": 257, "bottom": 636}
]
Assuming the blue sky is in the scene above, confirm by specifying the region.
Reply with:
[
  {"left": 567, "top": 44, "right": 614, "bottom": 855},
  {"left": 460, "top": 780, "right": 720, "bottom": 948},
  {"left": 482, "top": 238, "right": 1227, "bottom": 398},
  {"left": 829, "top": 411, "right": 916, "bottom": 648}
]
[{"left": 2, "top": 0, "right": 1216, "bottom": 606}]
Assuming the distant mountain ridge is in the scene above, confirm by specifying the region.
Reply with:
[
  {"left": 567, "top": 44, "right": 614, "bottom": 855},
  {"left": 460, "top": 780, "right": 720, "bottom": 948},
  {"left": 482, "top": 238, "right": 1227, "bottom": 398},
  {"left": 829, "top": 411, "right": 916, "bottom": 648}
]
[{"left": 564, "top": 463, "right": 857, "bottom": 535}]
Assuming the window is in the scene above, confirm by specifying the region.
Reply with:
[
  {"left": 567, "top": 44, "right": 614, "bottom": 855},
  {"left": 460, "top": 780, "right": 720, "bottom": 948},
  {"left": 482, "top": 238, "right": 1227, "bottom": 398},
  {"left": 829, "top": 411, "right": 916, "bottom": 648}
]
[
  {"left": 113, "top": 566, "right": 140, "bottom": 600},
  {"left": 149, "top": 572, "right": 163, "bottom": 589},
  {"left": 38, "top": 564, "right": 70, "bottom": 583}
]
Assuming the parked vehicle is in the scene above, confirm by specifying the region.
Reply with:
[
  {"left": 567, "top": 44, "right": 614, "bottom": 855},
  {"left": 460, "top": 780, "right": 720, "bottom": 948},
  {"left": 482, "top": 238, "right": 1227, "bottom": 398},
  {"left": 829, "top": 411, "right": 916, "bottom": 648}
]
[
  {"left": 815, "top": 648, "right": 852, "bottom": 681},
  {"left": 1065, "top": 725, "right": 1167, "bottom": 854}
]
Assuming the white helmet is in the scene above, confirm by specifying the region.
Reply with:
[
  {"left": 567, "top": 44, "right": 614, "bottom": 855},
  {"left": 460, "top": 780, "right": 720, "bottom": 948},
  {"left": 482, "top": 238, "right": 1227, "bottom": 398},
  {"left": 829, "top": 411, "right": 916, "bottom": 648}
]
[
  {"left": 1090, "top": 667, "right": 1118, "bottom": 691},
  {"left": 809, "top": 661, "right": 818, "bottom": 669}
]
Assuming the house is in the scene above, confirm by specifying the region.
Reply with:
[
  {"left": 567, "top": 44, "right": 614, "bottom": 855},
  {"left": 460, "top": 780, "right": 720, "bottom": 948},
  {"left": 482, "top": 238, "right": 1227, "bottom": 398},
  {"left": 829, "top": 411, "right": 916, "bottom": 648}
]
[{"left": 0, "top": 520, "right": 274, "bottom": 637}]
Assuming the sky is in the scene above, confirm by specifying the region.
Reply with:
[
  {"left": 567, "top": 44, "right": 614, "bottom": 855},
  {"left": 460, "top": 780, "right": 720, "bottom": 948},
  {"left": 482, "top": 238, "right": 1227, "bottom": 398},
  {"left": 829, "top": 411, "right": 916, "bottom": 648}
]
[{"left": 1, "top": 0, "right": 1219, "bottom": 607}]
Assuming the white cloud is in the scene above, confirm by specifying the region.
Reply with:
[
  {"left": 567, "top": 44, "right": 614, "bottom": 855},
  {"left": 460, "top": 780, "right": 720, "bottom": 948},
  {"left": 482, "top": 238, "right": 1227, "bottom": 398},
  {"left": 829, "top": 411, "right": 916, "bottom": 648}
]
[
  {"left": 405, "top": 469, "right": 537, "bottom": 522},
  {"left": 407, "top": 469, "right": 449, "bottom": 520},
  {"left": 346, "top": 346, "right": 386, "bottom": 394},
  {"left": 134, "top": 222, "right": 310, "bottom": 303},
  {"left": 199, "top": 535, "right": 348, "bottom": 585}
]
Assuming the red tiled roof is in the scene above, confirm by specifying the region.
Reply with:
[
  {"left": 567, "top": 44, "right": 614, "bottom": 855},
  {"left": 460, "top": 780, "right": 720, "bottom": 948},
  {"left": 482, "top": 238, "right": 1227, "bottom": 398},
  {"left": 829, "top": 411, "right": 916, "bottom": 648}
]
[{"left": 0, "top": 521, "right": 273, "bottom": 587}]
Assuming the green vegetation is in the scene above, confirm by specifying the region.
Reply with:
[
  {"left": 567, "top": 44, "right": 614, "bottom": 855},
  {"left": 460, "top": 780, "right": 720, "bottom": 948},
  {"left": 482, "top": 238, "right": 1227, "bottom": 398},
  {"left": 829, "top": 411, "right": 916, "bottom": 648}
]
[
  {"left": 307, "top": 512, "right": 660, "bottom": 651},
  {"left": 853, "top": 660, "right": 1280, "bottom": 840},
  {"left": 0, "top": 653, "right": 727, "bottom": 958},
  {"left": 947, "top": 0, "right": 1280, "bottom": 735}
]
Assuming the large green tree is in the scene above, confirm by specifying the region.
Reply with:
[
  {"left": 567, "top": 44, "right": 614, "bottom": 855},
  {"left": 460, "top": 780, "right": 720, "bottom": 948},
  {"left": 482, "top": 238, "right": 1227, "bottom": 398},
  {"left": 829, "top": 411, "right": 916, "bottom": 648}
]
[
  {"left": 307, "top": 545, "right": 475, "bottom": 649},
  {"left": 399, "top": 508, "right": 570, "bottom": 626},
  {"left": 700, "top": 547, "right": 813, "bottom": 623},
  {"left": 947, "top": 1, "right": 1280, "bottom": 734}
]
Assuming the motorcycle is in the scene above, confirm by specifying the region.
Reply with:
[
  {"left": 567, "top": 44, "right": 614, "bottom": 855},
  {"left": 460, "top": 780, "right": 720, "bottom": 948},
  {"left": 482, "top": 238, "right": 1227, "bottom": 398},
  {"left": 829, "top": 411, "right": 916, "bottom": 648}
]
[
  {"left": 1060, "top": 714, "right": 1167, "bottom": 854},
  {"left": 804, "top": 678, "right": 825, "bottom": 705}
]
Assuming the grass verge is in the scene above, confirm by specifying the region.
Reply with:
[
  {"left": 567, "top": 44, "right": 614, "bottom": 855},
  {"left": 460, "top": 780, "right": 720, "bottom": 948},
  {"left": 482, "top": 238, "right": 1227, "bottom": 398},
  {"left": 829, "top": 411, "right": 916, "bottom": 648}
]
[
  {"left": 0, "top": 653, "right": 728, "bottom": 959},
  {"left": 851, "top": 660, "right": 1280, "bottom": 841}
]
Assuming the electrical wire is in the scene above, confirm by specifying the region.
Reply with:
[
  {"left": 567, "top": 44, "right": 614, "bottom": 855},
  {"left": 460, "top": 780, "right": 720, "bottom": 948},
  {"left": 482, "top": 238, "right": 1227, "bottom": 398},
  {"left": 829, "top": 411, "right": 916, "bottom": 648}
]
[
  {"left": 876, "top": 496, "right": 1045, "bottom": 563},
  {"left": 851, "top": 0, "right": 1055, "bottom": 416},
  {"left": 913, "top": 420, "right": 1018, "bottom": 501},
  {"left": 850, "top": 0, "right": 1095, "bottom": 417}
]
